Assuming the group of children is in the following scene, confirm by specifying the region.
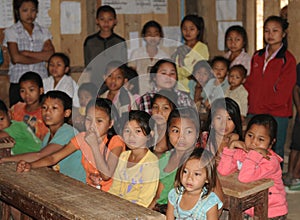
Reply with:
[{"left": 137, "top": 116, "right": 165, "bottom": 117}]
[{"left": 0, "top": 0, "right": 297, "bottom": 219}]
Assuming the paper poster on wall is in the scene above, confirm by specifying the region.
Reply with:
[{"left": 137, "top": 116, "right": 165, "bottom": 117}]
[
  {"left": 162, "top": 26, "right": 181, "bottom": 47},
  {"left": 60, "top": 2, "right": 81, "bottom": 34},
  {"left": 36, "top": 0, "right": 51, "bottom": 28},
  {"left": 218, "top": 21, "right": 243, "bottom": 50},
  {"left": 102, "top": 0, "right": 167, "bottom": 14},
  {"left": 0, "top": 0, "right": 14, "bottom": 28},
  {"left": 216, "top": 0, "right": 237, "bottom": 21}
]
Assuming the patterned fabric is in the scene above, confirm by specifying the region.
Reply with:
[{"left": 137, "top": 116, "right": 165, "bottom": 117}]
[
  {"left": 224, "top": 49, "right": 251, "bottom": 75},
  {"left": 225, "top": 84, "right": 248, "bottom": 117}
]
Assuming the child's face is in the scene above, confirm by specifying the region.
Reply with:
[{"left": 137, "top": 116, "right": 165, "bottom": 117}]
[
  {"left": 79, "top": 90, "right": 93, "bottom": 108},
  {"left": 41, "top": 97, "right": 70, "bottom": 127},
  {"left": 0, "top": 110, "right": 11, "bottom": 130},
  {"left": 181, "top": 20, "right": 199, "bottom": 42},
  {"left": 226, "top": 31, "right": 244, "bottom": 54},
  {"left": 48, "top": 56, "right": 69, "bottom": 80},
  {"left": 194, "top": 67, "right": 211, "bottom": 86},
  {"left": 245, "top": 124, "right": 273, "bottom": 150},
  {"left": 96, "top": 11, "right": 117, "bottom": 33},
  {"left": 212, "top": 61, "right": 228, "bottom": 83},
  {"left": 168, "top": 117, "right": 197, "bottom": 151},
  {"left": 155, "top": 63, "right": 177, "bottom": 90},
  {"left": 212, "top": 108, "right": 235, "bottom": 137},
  {"left": 19, "top": 1, "right": 37, "bottom": 24},
  {"left": 20, "top": 80, "right": 43, "bottom": 106},
  {"left": 151, "top": 97, "right": 173, "bottom": 124},
  {"left": 144, "top": 26, "right": 161, "bottom": 46},
  {"left": 264, "top": 21, "right": 285, "bottom": 47},
  {"left": 105, "top": 68, "right": 125, "bottom": 92},
  {"left": 228, "top": 69, "right": 245, "bottom": 90},
  {"left": 123, "top": 120, "right": 148, "bottom": 150},
  {"left": 85, "top": 106, "right": 113, "bottom": 139},
  {"left": 181, "top": 159, "right": 207, "bottom": 194}
]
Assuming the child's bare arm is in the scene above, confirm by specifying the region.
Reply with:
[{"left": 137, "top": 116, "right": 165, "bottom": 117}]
[
  {"left": 206, "top": 205, "right": 219, "bottom": 220},
  {"left": 20, "top": 40, "right": 55, "bottom": 62},
  {"left": 149, "top": 181, "right": 164, "bottom": 209},
  {"left": 7, "top": 42, "right": 42, "bottom": 64},
  {"left": 166, "top": 201, "right": 175, "bottom": 220}
]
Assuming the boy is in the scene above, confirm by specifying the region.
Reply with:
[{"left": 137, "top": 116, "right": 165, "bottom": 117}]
[
  {"left": 225, "top": 64, "right": 248, "bottom": 121},
  {"left": 83, "top": 5, "right": 127, "bottom": 67}
]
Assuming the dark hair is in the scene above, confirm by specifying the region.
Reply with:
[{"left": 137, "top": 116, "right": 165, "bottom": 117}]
[
  {"left": 141, "top": 20, "right": 164, "bottom": 38},
  {"left": 19, "top": 71, "right": 43, "bottom": 88},
  {"left": 0, "top": 100, "right": 8, "bottom": 114},
  {"left": 78, "top": 82, "right": 98, "bottom": 98},
  {"left": 151, "top": 89, "right": 178, "bottom": 110},
  {"left": 210, "top": 56, "right": 230, "bottom": 71},
  {"left": 124, "top": 65, "right": 139, "bottom": 95},
  {"left": 181, "top": 14, "right": 205, "bottom": 42},
  {"left": 105, "top": 60, "right": 126, "bottom": 77},
  {"left": 191, "top": 60, "right": 214, "bottom": 86},
  {"left": 174, "top": 148, "right": 216, "bottom": 198},
  {"left": 48, "top": 53, "right": 70, "bottom": 75},
  {"left": 149, "top": 59, "right": 178, "bottom": 83},
  {"left": 264, "top": 15, "right": 289, "bottom": 47},
  {"left": 96, "top": 5, "right": 116, "bottom": 18},
  {"left": 13, "top": 0, "right": 39, "bottom": 22},
  {"left": 246, "top": 114, "right": 277, "bottom": 145},
  {"left": 229, "top": 64, "right": 247, "bottom": 78},
  {"left": 224, "top": 25, "right": 249, "bottom": 52}
]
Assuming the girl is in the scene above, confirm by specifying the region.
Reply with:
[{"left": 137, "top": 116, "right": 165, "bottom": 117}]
[
  {"left": 109, "top": 110, "right": 159, "bottom": 208},
  {"left": 43, "top": 52, "right": 80, "bottom": 108},
  {"left": 245, "top": 16, "right": 296, "bottom": 161},
  {"left": 203, "top": 97, "right": 243, "bottom": 164},
  {"left": 10, "top": 71, "right": 48, "bottom": 140},
  {"left": 150, "top": 89, "right": 177, "bottom": 158},
  {"left": 224, "top": 25, "right": 251, "bottom": 74},
  {"left": 167, "top": 147, "right": 223, "bottom": 219},
  {"left": 218, "top": 114, "right": 288, "bottom": 219},
  {"left": 129, "top": 20, "right": 169, "bottom": 95},
  {"left": 138, "top": 59, "right": 192, "bottom": 114},
  {"left": 172, "top": 15, "right": 209, "bottom": 93},
  {"left": 17, "top": 98, "right": 126, "bottom": 192},
  {"left": 3, "top": 0, "right": 54, "bottom": 106}
]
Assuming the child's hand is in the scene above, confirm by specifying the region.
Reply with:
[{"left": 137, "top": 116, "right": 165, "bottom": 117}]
[
  {"left": 228, "top": 140, "right": 248, "bottom": 152},
  {"left": 16, "top": 160, "right": 31, "bottom": 173},
  {"left": 85, "top": 126, "right": 101, "bottom": 150},
  {"left": 88, "top": 171, "right": 102, "bottom": 188},
  {"left": 0, "top": 136, "right": 16, "bottom": 144},
  {"left": 252, "top": 148, "right": 271, "bottom": 160}
]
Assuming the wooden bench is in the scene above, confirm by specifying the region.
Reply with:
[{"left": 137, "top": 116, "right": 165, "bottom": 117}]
[
  {"left": 219, "top": 172, "right": 274, "bottom": 220},
  {"left": 0, "top": 162, "right": 165, "bottom": 220}
]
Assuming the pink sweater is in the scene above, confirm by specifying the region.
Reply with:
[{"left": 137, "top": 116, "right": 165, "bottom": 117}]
[{"left": 218, "top": 147, "right": 287, "bottom": 218}]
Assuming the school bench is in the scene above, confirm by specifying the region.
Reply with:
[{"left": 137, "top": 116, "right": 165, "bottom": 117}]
[{"left": 0, "top": 162, "right": 165, "bottom": 220}]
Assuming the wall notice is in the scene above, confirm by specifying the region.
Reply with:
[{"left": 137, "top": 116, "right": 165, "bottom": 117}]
[{"left": 60, "top": 2, "right": 81, "bottom": 34}]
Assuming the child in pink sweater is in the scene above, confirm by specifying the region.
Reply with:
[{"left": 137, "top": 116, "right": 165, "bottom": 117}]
[{"left": 218, "top": 114, "right": 287, "bottom": 219}]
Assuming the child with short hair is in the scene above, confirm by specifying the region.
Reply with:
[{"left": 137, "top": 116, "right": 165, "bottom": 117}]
[
  {"left": 10, "top": 71, "right": 48, "bottom": 140},
  {"left": 225, "top": 64, "right": 248, "bottom": 121},
  {"left": 218, "top": 114, "right": 288, "bottom": 219}
]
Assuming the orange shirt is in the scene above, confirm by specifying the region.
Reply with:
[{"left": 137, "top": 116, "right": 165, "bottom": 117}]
[
  {"left": 10, "top": 102, "right": 48, "bottom": 140},
  {"left": 71, "top": 132, "right": 125, "bottom": 192}
]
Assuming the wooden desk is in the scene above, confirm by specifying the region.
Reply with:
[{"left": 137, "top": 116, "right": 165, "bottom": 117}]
[
  {"left": 0, "top": 163, "right": 165, "bottom": 220},
  {"left": 219, "top": 172, "right": 274, "bottom": 220}
]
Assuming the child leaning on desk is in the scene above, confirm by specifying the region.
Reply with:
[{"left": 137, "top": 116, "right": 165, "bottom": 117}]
[{"left": 217, "top": 114, "right": 288, "bottom": 219}]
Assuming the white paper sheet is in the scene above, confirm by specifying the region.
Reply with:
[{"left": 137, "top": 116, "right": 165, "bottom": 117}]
[
  {"left": 218, "top": 21, "right": 243, "bottom": 50},
  {"left": 162, "top": 26, "right": 182, "bottom": 47},
  {"left": 60, "top": 2, "right": 81, "bottom": 34},
  {"left": 216, "top": 0, "right": 237, "bottom": 21},
  {"left": 36, "top": 0, "right": 51, "bottom": 28},
  {"left": 0, "top": 0, "right": 14, "bottom": 28}
]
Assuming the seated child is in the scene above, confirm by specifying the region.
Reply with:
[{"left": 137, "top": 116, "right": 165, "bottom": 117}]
[
  {"left": 10, "top": 71, "right": 48, "bottom": 140},
  {"left": 218, "top": 114, "right": 288, "bottom": 219}
]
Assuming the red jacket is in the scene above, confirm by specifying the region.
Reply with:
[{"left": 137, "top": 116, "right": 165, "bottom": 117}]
[{"left": 245, "top": 46, "right": 296, "bottom": 117}]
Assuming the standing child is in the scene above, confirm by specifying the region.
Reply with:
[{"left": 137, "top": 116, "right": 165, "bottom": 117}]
[
  {"left": 10, "top": 71, "right": 48, "bottom": 140},
  {"left": 218, "top": 114, "right": 288, "bottom": 219},
  {"left": 224, "top": 25, "right": 251, "bottom": 74},
  {"left": 225, "top": 64, "right": 248, "bottom": 122},
  {"left": 166, "top": 147, "right": 223, "bottom": 219},
  {"left": 109, "top": 110, "right": 159, "bottom": 208},
  {"left": 43, "top": 52, "right": 80, "bottom": 108},
  {"left": 3, "top": 0, "right": 54, "bottom": 106},
  {"left": 17, "top": 98, "right": 126, "bottom": 192},
  {"left": 172, "top": 15, "right": 209, "bottom": 93}
]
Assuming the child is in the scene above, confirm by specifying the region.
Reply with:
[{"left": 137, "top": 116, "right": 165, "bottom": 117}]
[
  {"left": 10, "top": 71, "right": 48, "bottom": 140},
  {"left": 0, "top": 99, "right": 41, "bottom": 155},
  {"left": 166, "top": 147, "right": 223, "bottom": 219},
  {"left": 43, "top": 52, "right": 80, "bottom": 108},
  {"left": 203, "top": 56, "right": 230, "bottom": 109},
  {"left": 1, "top": 91, "right": 85, "bottom": 183},
  {"left": 123, "top": 65, "right": 140, "bottom": 101},
  {"left": 245, "top": 16, "right": 296, "bottom": 161},
  {"left": 224, "top": 25, "right": 251, "bottom": 74},
  {"left": 225, "top": 64, "right": 248, "bottom": 121},
  {"left": 17, "top": 98, "right": 126, "bottom": 192},
  {"left": 150, "top": 89, "right": 177, "bottom": 158},
  {"left": 109, "top": 110, "right": 159, "bottom": 208},
  {"left": 3, "top": 0, "right": 54, "bottom": 106},
  {"left": 172, "top": 15, "right": 209, "bottom": 93},
  {"left": 204, "top": 98, "right": 243, "bottom": 164},
  {"left": 83, "top": 5, "right": 127, "bottom": 67},
  {"left": 218, "top": 114, "right": 288, "bottom": 219},
  {"left": 138, "top": 59, "right": 192, "bottom": 114},
  {"left": 129, "top": 20, "right": 169, "bottom": 95}
]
